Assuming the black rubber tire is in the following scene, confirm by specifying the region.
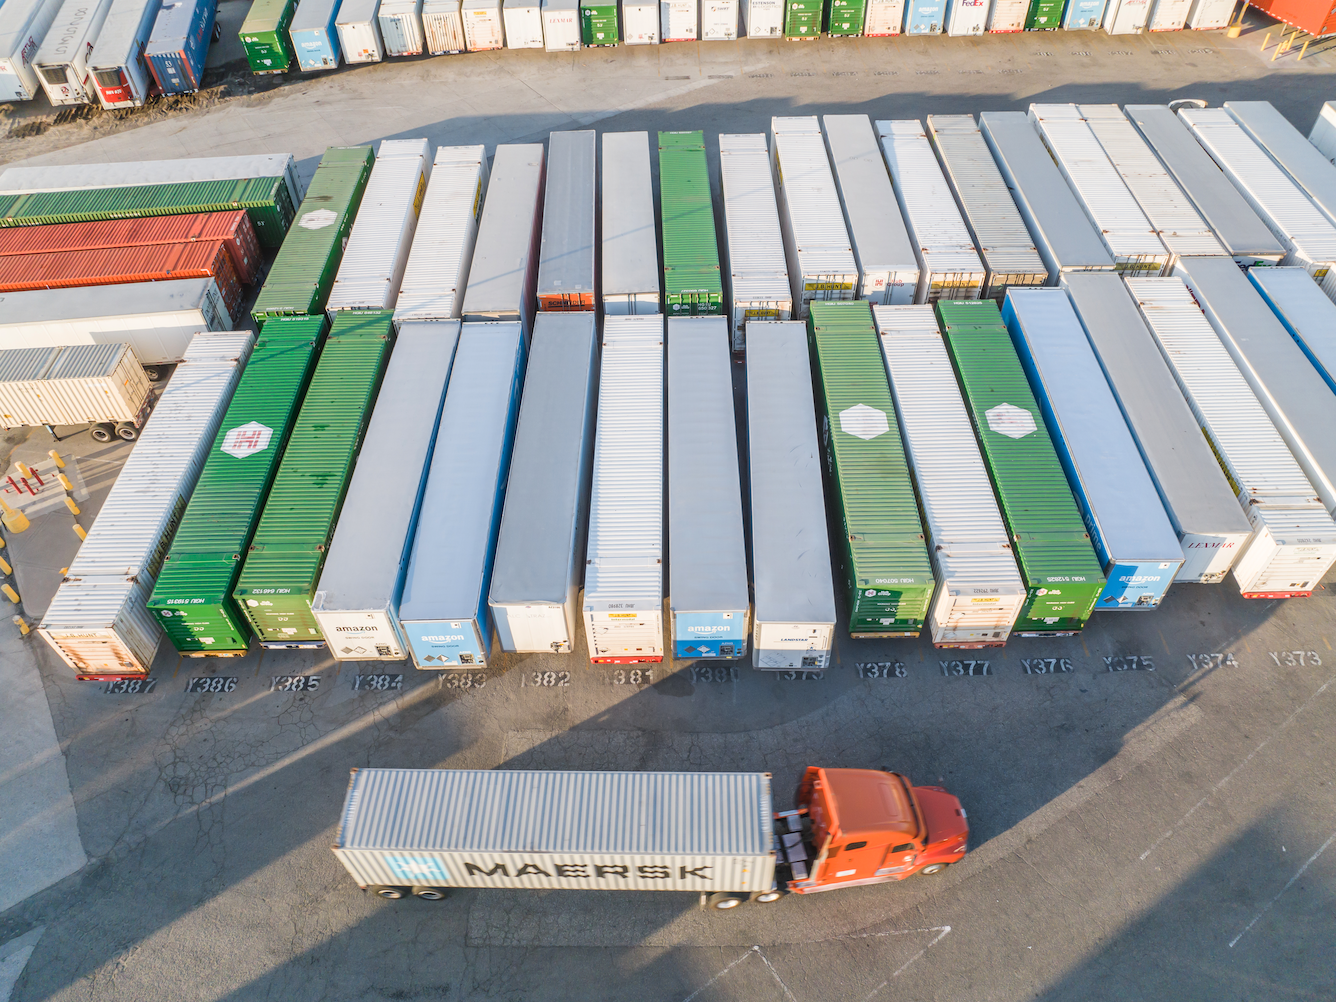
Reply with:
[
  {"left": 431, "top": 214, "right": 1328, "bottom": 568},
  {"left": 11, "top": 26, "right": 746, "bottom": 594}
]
[
  {"left": 412, "top": 886, "right": 446, "bottom": 900},
  {"left": 143, "top": 366, "right": 164, "bottom": 382},
  {"left": 919, "top": 863, "right": 948, "bottom": 876},
  {"left": 90, "top": 423, "right": 115, "bottom": 443},
  {"left": 707, "top": 892, "right": 745, "bottom": 911},
  {"left": 753, "top": 889, "right": 783, "bottom": 904},
  {"left": 373, "top": 886, "right": 407, "bottom": 899},
  {"left": 115, "top": 423, "right": 138, "bottom": 441}
]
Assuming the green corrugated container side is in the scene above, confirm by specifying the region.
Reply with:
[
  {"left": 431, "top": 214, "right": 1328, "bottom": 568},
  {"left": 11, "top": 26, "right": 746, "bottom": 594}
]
[
  {"left": 233, "top": 310, "right": 394, "bottom": 647},
  {"left": 936, "top": 299, "right": 1105, "bottom": 635},
  {"left": 807, "top": 301, "right": 934, "bottom": 637},
  {"left": 784, "top": 0, "right": 823, "bottom": 36},
  {"left": 1024, "top": 0, "right": 1063, "bottom": 28},
  {"left": 0, "top": 177, "right": 295, "bottom": 248},
  {"left": 580, "top": 3, "right": 618, "bottom": 43},
  {"left": 827, "top": 0, "right": 865, "bottom": 35},
  {"left": 147, "top": 316, "right": 330, "bottom": 655},
  {"left": 251, "top": 146, "right": 375, "bottom": 321},
  {"left": 240, "top": 0, "right": 298, "bottom": 73},
  {"left": 657, "top": 131, "right": 723, "bottom": 316}
]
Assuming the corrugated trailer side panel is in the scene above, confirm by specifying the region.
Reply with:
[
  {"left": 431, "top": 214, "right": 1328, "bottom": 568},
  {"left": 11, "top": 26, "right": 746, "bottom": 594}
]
[
  {"left": 658, "top": 131, "right": 723, "bottom": 316},
  {"left": 1225, "top": 101, "right": 1336, "bottom": 233},
  {"left": 1311, "top": 103, "right": 1336, "bottom": 165},
  {"left": 719, "top": 133, "right": 792, "bottom": 352},
  {"left": 1249, "top": 267, "right": 1336, "bottom": 395},
  {"left": 602, "top": 132, "right": 661, "bottom": 315},
  {"left": 0, "top": 342, "right": 151, "bottom": 427},
  {"left": 461, "top": 144, "right": 545, "bottom": 331},
  {"left": 422, "top": 0, "right": 464, "bottom": 53},
  {"left": 379, "top": 0, "right": 426, "bottom": 54},
  {"left": 0, "top": 153, "right": 302, "bottom": 204},
  {"left": 239, "top": 0, "right": 298, "bottom": 72},
  {"left": 537, "top": 131, "right": 597, "bottom": 311}
]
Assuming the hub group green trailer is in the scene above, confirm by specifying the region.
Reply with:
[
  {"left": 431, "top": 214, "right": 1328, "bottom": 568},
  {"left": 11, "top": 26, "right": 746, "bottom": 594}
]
[
  {"left": 784, "top": 0, "right": 823, "bottom": 37},
  {"left": 233, "top": 310, "right": 394, "bottom": 648},
  {"left": 827, "top": 0, "right": 866, "bottom": 35},
  {"left": 936, "top": 299, "right": 1104, "bottom": 634},
  {"left": 580, "top": 2, "right": 619, "bottom": 43},
  {"left": 147, "top": 316, "right": 329, "bottom": 654},
  {"left": 252, "top": 146, "right": 376, "bottom": 321},
  {"left": 1023, "top": 0, "right": 1063, "bottom": 28},
  {"left": 807, "top": 301, "right": 933, "bottom": 637},
  {"left": 658, "top": 131, "right": 723, "bottom": 316},
  {"left": 240, "top": 0, "right": 298, "bottom": 73}
]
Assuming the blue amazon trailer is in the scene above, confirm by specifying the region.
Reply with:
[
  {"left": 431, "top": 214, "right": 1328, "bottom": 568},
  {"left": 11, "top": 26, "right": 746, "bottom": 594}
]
[
  {"left": 1062, "top": 0, "right": 1106, "bottom": 27},
  {"left": 904, "top": 0, "right": 945, "bottom": 31},
  {"left": 1002, "top": 289, "right": 1183, "bottom": 611},
  {"left": 397, "top": 322, "right": 526, "bottom": 669},
  {"left": 290, "top": 0, "right": 344, "bottom": 68},
  {"left": 146, "top": 0, "right": 216, "bottom": 94}
]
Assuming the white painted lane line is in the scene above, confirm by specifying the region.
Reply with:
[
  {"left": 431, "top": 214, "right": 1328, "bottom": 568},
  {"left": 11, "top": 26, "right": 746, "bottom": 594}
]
[
  {"left": 680, "top": 946, "right": 760, "bottom": 1002},
  {"left": 860, "top": 926, "right": 953, "bottom": 1001},
  {"left": 755, "top": 949, "right": 799, "bottom": 1002},
  {"left": 1228, "top": 829, "right": 1336, "bottom": 949}
]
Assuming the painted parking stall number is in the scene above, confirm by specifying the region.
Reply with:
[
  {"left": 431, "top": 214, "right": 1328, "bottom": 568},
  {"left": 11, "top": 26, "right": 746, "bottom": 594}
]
[
  {"left": 857, "top": 661, "right": 907, "bottom": 679},
  {"left": 941, "top": 660, "right": 991, "bottom": 677},
  {"left": 778, "top": 670, "right": 824, "bottom": 681},
  {"left": 104, "top": 677, "right": 157, "bottom": 694},
  {"left": 614, "top": 668, "right": 656, "bottom": 685},
  {"left": 522, "top": 670, "right": 570, "bottom": 687},
  {"left": 441, "top": 672, "right": 486, "bottom": 690},
  {"left": 188, "top": 676, "right": 238, "bottom": 693},
  {"left": 353, "top": 673, "right": 404, "bottom": 691},
  {"left": 688, "top": 665, "right": 733, "bottom": 684},
  {"left": 1269, "top": 651, "right": 1322, "bottom": 667},
  {"left": 1187, "top": 653, "right": 1238, "bottom": 670},
  {"left": 1104, "top": 655, "right": 1153, "bottom": 672},
  {"left": 1022, "top": 658, "right": 1073, "bottom": 674},
  {"left": 270, "top": 675, "right": 321, "bottom": 692}
]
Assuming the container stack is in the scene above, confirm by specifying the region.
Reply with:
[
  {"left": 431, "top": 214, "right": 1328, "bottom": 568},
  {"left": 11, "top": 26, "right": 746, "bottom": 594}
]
[
  {"left": 461, "top": 144, "right": 545, "bottom": 331},
  {"left": 658, "top": 131, "right": 723, "bottom": 316},
  {"left": 537, "top": 131, "right": 597, "bottom": 311},
  {"left": 719, "top": 133, "right": 792, "bottom": 351},
  {"left": 602, "top": 132, "right": 661, "bottom": 315}
]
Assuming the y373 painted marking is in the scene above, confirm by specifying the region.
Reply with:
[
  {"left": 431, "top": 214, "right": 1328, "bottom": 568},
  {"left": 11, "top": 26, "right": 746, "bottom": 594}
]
[{"left": 1269, "top": 651, "right": 1322, "bottom": 667}]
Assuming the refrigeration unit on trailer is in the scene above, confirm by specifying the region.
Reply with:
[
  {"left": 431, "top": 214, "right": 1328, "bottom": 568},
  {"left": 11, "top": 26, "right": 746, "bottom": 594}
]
[
  {"left": 904, "top": 0, "right": 944, "bottom": 31},
  {"left": 935, "top": 300, "right": 1104, "bottom": 635},
  {"left": 946, "top": 0, "right": 986, "bottom": 33},
  {"left": 395, "top": 145, "right": 487, "bottom": 324},
  {"left": 541, "top": 0, "right": 580, "bottom": 49},
  {"left": 701, "top": 0, "right": 738, "bottom": 37},
  {"left": 1062, "top": 0, "right": 1106, "bottom": 27},
  {"left": 602, "top": 132, "right": 660, "bottom": 314},
  {"left": 667, "top": 317, "right": 750, "bottom": 660},
  {"left": 747, "top": 322, "right": 837, "bottom": 669},
  {"left": 1124, "top": 105, "right": 1285, "bottom": 267},
  {"left": 659, "top": 131, "right": 723, "bottom": 315},
  {"left": 40, "top": 331, "right": 251, "bottom": 678},
  {"left": 1028, "top": 105, "right": 1169, "bottom": 275},
  {"left": 312, "top": 322, "right": 459, "bottom": 661},
  {"left": 1184, "top": 0, "right": 1232, "bottom": 26},
  {"left": 661, "top": 0, "right": 697, "bottom": 38},
  {"left": 622, "top": 0, "right": 659, "bottom": 40},
  {"left": 808, "top": 301, "right": 934, "bottom": 637},
  {"left": 537, "top": 131, "right": 596, "bottom": 311},
  {"left": 463, "top": 0, "right": 504, "bottom": 48},
  {"left": 770, "top": 117, "right": 859, "bottom": 316},
  {"left": 488, "top": 313, "right": 597, "bottom": 654},
  {"left": 1225, "top": 101, "right": 1336, "bottom": 233},
  {"left": 379, "top": 0, "right": 426, "bottom": 53},
  {"left": 1127, "top": 277, "right": 1336, "bottom": 599},
  {"left": 875, "top": 119, "right": 985, "bottom": 303},
  {"left": 327, "top": 138, "right": 430, "bottom": 313},
  {"left": 1063, "top": 273, "right": 1252, "bottom": 583},
  {"left": 1101, "top": 0, "right": 1150, "bottom": 31},
  {"left": 503, "top": 0, "right": 544, "bottom": 44},
  {"left": 1146, "top": 0, "right": 1189, "bottom": 28},
  {"left": 1249, "top": 267, "right": 1336, "bottom": 395},
  {"left": 718, "top": 133, "right": 792, "bottom": 351},
  {"left": 0, "top": 0, "right": 67, "bottom": 101},
  {"left": 336, "top": 0, "right": 385, "bottom": 60},
  {"left": 1003, "top": 289, "right": 1183, "bottom": 609},
  {"left": 1311, "top": 102, "right": 1336, "bottom": 165},
  {"left": 822, "top": 115, "right": 919, "bottom": 305},
  {"left": 146, "top": 0, "right": 216, "bottom": 94},
  {"left": 289, "top": 0, "right": 344, "bottom": 69},
  {"left": 742, "top": 0, "right": 783, "bottom": 34},
  {"left": 147, "top": 315, "right": 327, "bottom": 656},
  {"left": 925, "top": 116, "right": 1046, "bottom": 300},
  {"left": 461, "top": 144, "right": 544, "bottom": 332},
  {"left": 987, "top": 0, "right": 1027, "bottom": 30},
  {"left": 422, "top": 0, "right": 465, "bottom": 55},
  {"left": 1023, "top": 0, "right": 1062, "bottom": 27},
  {"left": 0, "top": 343, "right": 153, "bottom": 440},
  {"left": 398, "top": 323, "right": 525, "bottom": 668},
  {"left": 239, "top": 0, "right": 297, "bottom": 72},
  {"left": 34, "top": 0, "right": 114, "bottom": 104},
  {"left": 875, "top": 307, "right": 1025, "bottom": 647},
  {"left": 978, "top": 112, "right": 1115, "bottom": 281},
  {"left": 583, "top": 315, "right": 664, "bottom": 664},
  {"left": 87, "top": 0, "right": 162, "bottom": 108}
]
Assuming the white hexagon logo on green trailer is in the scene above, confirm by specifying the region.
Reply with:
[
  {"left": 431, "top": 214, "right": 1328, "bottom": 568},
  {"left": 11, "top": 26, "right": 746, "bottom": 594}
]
[
  {"left": 839, "top": 404, "right": 889, "bottom": 441},
  {"left": 222, "top": 421, "right": 273, "bottom": 458},
  {"left": 986, "top": 403, "right": 1037, "bottom": 440}
]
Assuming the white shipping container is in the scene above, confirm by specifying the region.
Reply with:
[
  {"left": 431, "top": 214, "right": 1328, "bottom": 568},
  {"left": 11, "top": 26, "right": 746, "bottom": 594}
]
[
  {"left": 822, "top": 115, "right": 919, "bottom": 305},
  {"left": 875, "top": 119, "right": 986, "bottom": 303},
  {"left": 1310, "top": 102, "right": 1336, "bottom": 165},
  {"left": 719, "top": 134, "right": 793, "bottom": 352},
  {"left": 583, "top": 315, "right": 664, "bottom": 664},
  {"left": 461, "top": 144, "right": 544, "bottom": 333},
  {"left": 987, "top": 0, "right": 1026, "bottom": 29},
  {"left": 770, "top": 116, "right": 859, "bottom": 317},
  {"left": 33, "top": 0, "right": 114, "bottom": 105},
  {"left": 700, "top": 0, "right": 737, "bottom": 37},
  {"left": 462, "top": 0, "right": 504, "bottom": 48},
  {"left": 336, "top": 0, "right": 386, "bottom": 63},
  {"left": 1225, "top": 101, "right": 1336, "bottom": 232},
  {"left": 1146, "top": 0, "right": 1189, "bottom": 29},
  {"left": 0, "top": 343, "right": 150, "bottom": 428},
  {"left": 602, "top": 132, "right": 661, "bottom": 315},
  {"left": 503, "top": 0, "right": 544, "bottom": 44},
  {"left": 87, "top": 0, "right": 159, "bottom": 109},
  {"left": 39, "top": 578, "right": 160, "bottom": 676},
  {"left": 1102, "top": 0, "right": 1149, "bottom": 32},
  {"left": 328, "top": 139, "right": 431, "bottom": 313},
  {"left": 946, "top": 0, "right": 987, "bottom": 34},
  {"left": 622, "top": 0, "right": 659, "bottom": 39},
  {"left": 0, "top": 153, "right": 303, "bottom": 206},
  {"left": 423, "top": 0, "right": 466, "bottom": 51},
  {"left": 0, "top": 0, "right": 68, "bottom": 101},
  {"left": 541, "top": 0, "right": 580, "bottom": 48},
  {"left": 537, "top": 130, "right": 596, "bottom": 311},
  {"left": 1248, "top": 267, "right": 1336, "bottom": 395},
  {"left": 661, "top": 0, "right": 696, "bottom": 38},
  {"left": 742, "top": 0, "right": 782, "bottom": 34},
  {"left": 1185, "top": 0, "right": 1233, "bottom": 27},
  {"left": 380, "top": 0, "right": 426, "bottom": 54}
]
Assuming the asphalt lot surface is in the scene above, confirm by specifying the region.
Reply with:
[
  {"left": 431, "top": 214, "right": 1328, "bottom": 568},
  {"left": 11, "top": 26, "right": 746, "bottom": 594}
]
[{"left": 2, "top": 24, "right": 1336, "bottom": 1002}]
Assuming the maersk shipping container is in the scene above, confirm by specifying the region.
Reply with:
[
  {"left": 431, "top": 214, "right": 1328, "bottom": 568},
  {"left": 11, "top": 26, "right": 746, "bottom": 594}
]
[
  {"left": 1126, "top": 276, "right": 1336, "bottom": 598},
  {"left": 1063, "top": 273, "right": 1253, "bottom": 582},
  {"left": 987, "top": 0, "right": 1026, "bottom": 29},
  {"left": 1023, "top": 0, "right": 1062, "bottom": 27},
  {"left": 379, "top": 0, "right": 426, "bottom": 52},
  {"left": 538, "top": 131, "right": 596, "bottom": 311},
  {"left": 327, "top": 139, "right": 430, "bottom": 313},
  {"left": 464, "top": 0, "right": 504, "bottom": 46},
  {"left": 34, "top": 0, "right": 114, "bottom": 105},
  {"left": 461, "top": 144, "right": 544, "bottom": 331},
  {"left": 0, "top": 0, "right": 67, "bottom": 101},
  {"left": 423, "top": 0, "right": 465, "bottom": 52},
  {"left": 233, "top": 311, "right": 393, "bottom": 648},
  {"left": 603, "top": 132, "right": 661, "bottom": 315},
  {"left": 88, "top": 0, "right": 162, "bottom": 108},
  {"left": 935, "top": 299, "right": 1104, "bottom": 635},
  {"left": 1249, "top": 267, "right": 1336, "bottom": 395},
  {"left": 822, "top": 115, "right": 919, "bottom": 305},
  {"left": 701, "top": 0, "right": 738, "bottom": 37},
  {"left": 146, "top": 0, "right": 217, "bottom": 94},
  {"left": 488, "top": 313, "right": 597, "bottom": 654},
  {"left": 395, "top": 145, "right": 487, "bottom": 325},
  {"left": 1003, "top": 289, "right": 1183, "bottom": 609},
  {"left": 667, "top": 317, "right": 749, "bottom": 659},
  {"left": 771, "top": 117, "right": 859, "bottom": 315},
  {"left": 0, "top": 343, "right": 150, "bottom": 429},
  {"left": 148, "top": 315, "right": 327, "bottom": 655},
  {"left": 583, "top": 315, "right": 664, "bottom": 663},
  {"left": 290, "top": 0, "right": 344, "bottom": 69},
  {"left": 1185, "top": 0, "right": 1232, "bottom": 26},
  {"left": 863, "top": 0, "right": 903, "bottom": 32},
  {"left": 398, "top": 322, "right": 525, "bottom": 668},
  {"left": 622, "top": 0, "right": 659, "bottom": 39},
  {"left": 747, "top": 321, "right": 836, "bottom": 669},
  {"left": 945, "top": 0, "right": 986, "bottom": 33},
  {"left": 239, "top": 0, "right": 297, "bottom": 72},
  {"left": 542, "top": 0, "right": 580, "bottom": 48},
  {"left": 905, "top": 0, "right": 944, "bottom": 30},
  {"left": 1311, "top": 102, "right": 1336, "bottom": 165},
  {"left": 336, "top": 0, "right": 386, "bottom": 61},
  {"left": 876, "top": 119, "right": 985, "bottom": 303},
  {"left": 661, "top": 0, "right": 696, "bottom": 37},
  {"left": 807, "top": 301, "right": 933, "bottom": 637},
  {"left": 1147, "top": 0, "right": 1189, "bottom": 28},
  {"left": 503, "top": 0, "right": 544, "bottom": 44},
  {"left": 718, "top": 133, "right": 792, "bottom": 351},
  {"left": 978, "top": 112, "right": 1115, "bottom": 280},
  {"left": 659, "top": 131, "right": 722, "bottom": 316},
  {"left": 925, "top": 115, "right": 1046, "bottom": 300},
  {"left": 1225, "top": 101, "right": 1336, "bottom": 233},
  {"left": 312, "top": 321, "right": 459, "bottom": 661},
  {"left": 580, "top": 0, "right": 618, "bottom": 42},
  {"left": 1102, "top": 0, "right": 1149, "bottom": 31}
]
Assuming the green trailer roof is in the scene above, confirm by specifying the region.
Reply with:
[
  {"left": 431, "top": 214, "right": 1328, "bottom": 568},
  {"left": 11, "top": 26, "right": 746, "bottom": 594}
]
[
  {"left": 147, "top": 315, "right": 329, "bottom": 654},
  {"left": 240, "top": 0, "right": 297, "bottom": 73},
  {"left": 807, "top": 301, "right": 933, "bottom": 636},
  {"left": 658, "top": 131, "right": 723, "bottom": 315},
  {"left": 251, "top": 146, "right": 375, "bottom": 320}
]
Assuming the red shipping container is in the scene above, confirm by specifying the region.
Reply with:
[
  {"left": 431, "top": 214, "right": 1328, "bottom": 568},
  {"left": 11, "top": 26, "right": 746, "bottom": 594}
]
[
  {"left": 0, "top": 211, "right": 261, "bottom": 284},
  {"left": 1247, "top": 0, "right": 1336, "bottom": 36},
  {"left": 538, "top": 292, "right": 597, "bottom": 311}
]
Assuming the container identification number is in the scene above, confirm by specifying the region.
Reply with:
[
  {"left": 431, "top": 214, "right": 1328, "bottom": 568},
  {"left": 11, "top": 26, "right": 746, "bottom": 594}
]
[
  {"left": 941, "top": 660, "right": 991, "bottom": 676},
  {"left": 857, "top": 661, "right": 907, "bottom": 678},
  {"left": 353, "top": 673, "right": 404, "bottom": 691},
  {"left": 1022, "top": 658, "right": 1073, "bottom": 674},
  {"left": 104, "top": 677, "right": 157, "bottom": 694},
  {"left": 523, "top": 671, "right": 571, "bottom": 687},
  {"left": 270, "top": 675, "right": 321, "bottom": 692},
  {"left": 187, "top": 676, "right": 238, "bottom": 693}
]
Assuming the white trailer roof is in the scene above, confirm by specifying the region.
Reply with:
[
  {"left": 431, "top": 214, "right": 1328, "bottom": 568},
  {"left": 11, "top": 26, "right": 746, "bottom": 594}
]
[
  {"left": 821, "top": 115, "right": 919, "bottom": 282},
  {"left": 601, "top": 132, "right": 661, "bottom": 304},
  {"left": 876, "top": 120, "right": 984, "bottom": 268},
  {"left": 1248, "top": 267, "right": 1336, "bottom": 393},
  {"left": 0, "top": 154, "right": 302, "bottom": 204},
  {"left": 771, "top": 116, "right": 858, "bottom": 277},
  {"left": 1226, "top": 101, "right": 1336, "bottom": 230},
  {"left": 89, "top": 0, "right": 158, "bottom": 70},
  {"left": 537, "top": 130, "right": 596, "bottom": 303},
  {"left": 461, "top": 144, "right": 544, "bottom": 323},
  {"left": 718, "top": 134, "right": 790, "bottom": 287}
]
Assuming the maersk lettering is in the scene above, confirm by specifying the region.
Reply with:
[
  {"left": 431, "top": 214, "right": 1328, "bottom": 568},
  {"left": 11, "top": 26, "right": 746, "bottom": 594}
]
[{"left": 457, "top": 861, "right": 712, "bottom": 881}]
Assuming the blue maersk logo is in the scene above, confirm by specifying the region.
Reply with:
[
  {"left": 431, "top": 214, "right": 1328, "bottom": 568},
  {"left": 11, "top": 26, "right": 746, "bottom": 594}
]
[{"left": 385, "top": 856, "right": 449, "bottom": 882}]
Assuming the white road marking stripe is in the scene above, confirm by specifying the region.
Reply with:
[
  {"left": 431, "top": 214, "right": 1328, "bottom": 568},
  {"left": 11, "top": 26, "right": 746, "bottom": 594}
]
[{"left": 1228, "top": 830, "right": 1336, "bottom": 949}]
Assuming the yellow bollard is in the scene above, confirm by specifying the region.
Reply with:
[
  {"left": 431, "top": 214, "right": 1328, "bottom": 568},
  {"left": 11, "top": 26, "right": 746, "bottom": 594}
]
[
  {"left": 73, "top": 524, "right": 87, "bottom": 541},
  {"left": 0, "top": 554, "right": 11, "bottom": 575},
  {"left": 1, "top": 583, "right": 19, "bottom": 605},
  {"left": 1261, "top": 28, "right": 1271, "bottom": 49},
  {"left": 1272, "top": 34, "right": 1282, "bottom": 58},
  {"left": 58, "top": 473, "right": 74, "bottom": 492},
  {"left": 14, "top": 461, "right": 31, "bottom": 478},
  {"left": 64, "top": 497, "right": 81, "bottom": 516},
  {"left": 12, "top": 615, "right": 29, "bottom": 636},
  {"left": 0, "top": 498, "right": 29, "bottom": 534},
  {"left": 48, "top": 450, "right": 65, "bottom": 469},
  {"left": 1299, "top": 37, "right": 1310, "bottom": 58}
]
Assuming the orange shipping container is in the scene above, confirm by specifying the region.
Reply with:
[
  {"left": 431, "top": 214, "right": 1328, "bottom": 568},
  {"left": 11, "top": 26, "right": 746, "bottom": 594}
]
[{"left": 1246, "top": 0, "right": 1336, "bottom": 36}]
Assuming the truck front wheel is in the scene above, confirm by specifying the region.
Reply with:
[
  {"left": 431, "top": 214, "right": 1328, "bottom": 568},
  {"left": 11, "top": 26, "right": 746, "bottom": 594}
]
[
  {"left": 918, "top": 863, "right": 948, "bottom": 876},
  {"left": 372, "top": 886, "right": 408, "bottom": 899},
  {"left": 708, "top": 892, "right": 745, "bottom": 910}
]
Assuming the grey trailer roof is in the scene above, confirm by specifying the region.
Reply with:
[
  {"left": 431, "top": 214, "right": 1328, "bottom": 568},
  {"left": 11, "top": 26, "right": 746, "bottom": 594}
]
[
  {"left": 1175, "top": 256, "right": 1336, "bottom": 515},
  {"left": 746, "top": 321, "right": 837, "bottom": 624},
  {"left": 667, "top": 317, "right": 748, "bottom": 615},
  {"left": 293, "top": 0, "right": 341, "bottom": 31},
  {"left": 1124, "top": 105, "right": 1285, "bottom": 261},
  {"left": 314, "top": 321, "right": 461, "bottom": 612},
  {"left": 0, "top": 277, "right": 221, "bottom": 324},
  {"left": 488, "top": 312, "right": 598, "bottom": 606},
  {"left": 398, "top": 322, "right": 524, "bottom": 622},
  {"left": 1248, "top": 267, "right": 1336, "bottom": 391},
  {"left": 537, "top": 131, "right": 596, "bottom": 302},
  {"left": 461, "top": 145, "right": 545, "bottom": 322},
  {"left": 978, "top": 112, "right": 1113, "bottom": 277},
  {"left": 337, "top": 768, "right": 772, "bottom": 855},
  {"left": 820, "top": 115, "right": 919, "bottom": 278},
  {"left": 1062, "top": 274, "right": 1251, "bottom": 540},
  {"left": 601, "top": 132, "right": 661, "bottom": 302},
  {"left": 0, "top": 347, "right": 61, "bottom": 382},
  {"left": 1225, "top": 101, "right": 1336, "bottom": 229},
  {"left": 338, "top": 0, "right": 382, "bottom": 21}
]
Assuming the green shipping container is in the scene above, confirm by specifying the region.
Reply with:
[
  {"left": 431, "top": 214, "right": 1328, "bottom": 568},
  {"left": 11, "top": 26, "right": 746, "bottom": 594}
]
[
  {"left": 658, "top": 131, "right": 723, "bottom": 316},
  {"left": 233, "top": 310, "right": 394, "bottom": 648},
  {"left": 784, "top": 0, "right": 822, "bottom": 36},
  {"left": 1024, "top": 0, "right": 1063, "bottom": 28},
  {"left": 807, "top": 301, "right": 934, "bottom": 637},
  {"left": 147, "top": 316, "right": 329, "bottom": 654},
  {"left": 251, "top": 146, "right": 375, "bottom": 321},
  {"left": 827, "top": 0, "right": 865, "bottom": 35},
  {"left": 936, "top": 300, "right": 1104, "bottom": 635},
  {"left": 581, "top": 3, "right": 619, "bottom": 43},
  {"left": 240, "top": 0, "right": 298, "bottom": 73},
  {"left": 0, "top": 177, "right": 295, "bottom": 248}
]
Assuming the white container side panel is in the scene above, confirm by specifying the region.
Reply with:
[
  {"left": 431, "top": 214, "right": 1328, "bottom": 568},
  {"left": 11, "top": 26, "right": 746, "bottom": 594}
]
[
  {"left": 1232, "top": 504, "right": 1336, "bottom": 597},
  {"left": 661, "top": 0, "right": 696, "bottom": 38},
  {"left": 35, "top": 0, "right": 114, "bottom": 106},
  {"left": 463, "top": 144, "right": 544, "bottom": 330},
  {"left": 337, "top": 1, "right": 387, "bottom": 62},
  {"left": 987, "top": 0, "right": 1026, "bottom": 29},
  {"left": 395, "top": 146, "right": 487, "bottom": 324},
  {"left": 719, "top": 134, "right": 793, "bottom": 346},
  {"left": 0, "top": 0, "right": 68, "bottom": 101},
  {"left": 328, "top": 139, "right": 431, "bottom": 312},
  {"left": 1310, "top": 102, "right": 1336, "bottom": 165},
  {"left": 0, "top": 153, "right": 301, "bottom": 204},
  {"left": 821, "top": 115, "right": 920, "bottom": 304},
  {"left": 602, "top": 132, "right": 661, "bottom": 313},
  {"left": 537, "top": 131, "right": 596, "bottom": 307},
  {"left": 462, "top": 0, "right": 504, "bottom": 48},
  {"left": 622, "top": 1, "right": 660, "bottom": 40},
  {"left": 423, "top": 0, "right": 466, "bottom": 52},
  {"left": 541, "top": 0, "right": 580, "bottom": 49},
  {"left": 1248, "top": 267, "right": 1336, "bottom": 394},
  {"left": 946, "top": 0, "right": 987, "bottom": 34},
  {"left": 1146, "top": 0, "right": 1189, "bottom": 29},
  {"left": 1225, "top": 101, "right": 1336, "bottom": 233},
  {"left": 40, "top": 578, "right": 160, "bottom": 674},
  {"left": 1103, "top": 0, "right": 1150, "bottom": 32},
  {"left": 729, "top": 275, "right": 793, "bottom": 351},
  {"left": 0, "top": 342, "right": 149, "bottom": 426},
  {"left": 863, "top": 0, "right": 903, "bottom": 32},
  {"left": 700, "top": 0, "right": 737, "bottom": 38},
  {"left": 502, "top": 0, "right": 544, "bottom": 45},
  {"left": 1185, "top": 0, "right": 1232, "bottom": 27},
  {"left": 743, "top": 0, "right": 783, "bottom": 34},
  {"left": 379, "top": 0, "right": 427, "bottom": 53}
]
